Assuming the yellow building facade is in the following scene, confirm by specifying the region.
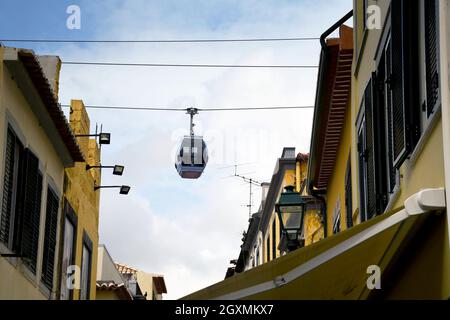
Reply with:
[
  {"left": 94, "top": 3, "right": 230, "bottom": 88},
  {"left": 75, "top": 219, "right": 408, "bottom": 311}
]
[
  {"left": 0, "top": 45, "right": 102, "bottom": 300},
  {"left": 60, "top": 100, "right": 102, "bottom": 300},
  {"left": 231, "top": 149, "right": 323, "bottom": 275},
  {"left": 185, "top": 0, "right": 450, "bottom": 299},
  {"left": 0, "top": 47, "right": 85, "bottom": 299}
]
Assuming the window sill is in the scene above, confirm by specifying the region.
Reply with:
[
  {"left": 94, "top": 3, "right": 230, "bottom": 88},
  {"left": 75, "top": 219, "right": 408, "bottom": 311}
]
[
  {"left": 0, "top": 243, "right": 19, "bottom": 268},
  {"left": 0, "top": 243, "right": 48, "bottom": 298},
  {"left": 408, "top": 107, "right": 442, "bottom": 167}
]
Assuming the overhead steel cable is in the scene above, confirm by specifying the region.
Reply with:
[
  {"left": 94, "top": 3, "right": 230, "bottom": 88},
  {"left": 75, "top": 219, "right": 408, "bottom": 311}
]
[
  {"left": 0, "top": 37, "right": 320, "bottom": 44},
  {"left": 60, "top": 104, "right": 315, "bottom": 112},
  {"left": 61, "top": 61, "right": 318, "bottom": 69}
]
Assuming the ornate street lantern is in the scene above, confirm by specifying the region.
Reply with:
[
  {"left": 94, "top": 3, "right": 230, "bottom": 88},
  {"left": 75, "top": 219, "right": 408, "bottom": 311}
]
[{"left": 275, "top": 185, "right": 306, "bottom": 251}]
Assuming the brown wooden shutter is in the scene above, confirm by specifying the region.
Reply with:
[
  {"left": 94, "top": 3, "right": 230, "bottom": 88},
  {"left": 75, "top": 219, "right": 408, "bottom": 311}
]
[
  {"left": 19, "top": 149, "right": 42, "bottom": 274},
  {"left": 425, "top": 0, "right": 440, "bottom": 117},
  {"left": 41, "top": 187, "right": 60, "bottom": 290}
]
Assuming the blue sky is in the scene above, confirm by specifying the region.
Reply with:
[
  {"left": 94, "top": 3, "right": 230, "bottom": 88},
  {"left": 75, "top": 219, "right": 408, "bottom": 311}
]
[{"left": 1, "top": 0, "right": 352, "bottom": 299}]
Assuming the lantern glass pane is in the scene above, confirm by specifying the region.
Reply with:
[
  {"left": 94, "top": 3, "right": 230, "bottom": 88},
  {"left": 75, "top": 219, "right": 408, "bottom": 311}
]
[{"left": 281, "top": 211, "right": 302, "bottom": 229}]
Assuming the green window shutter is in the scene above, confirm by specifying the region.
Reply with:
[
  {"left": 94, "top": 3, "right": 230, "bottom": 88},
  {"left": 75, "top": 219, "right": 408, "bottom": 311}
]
[
  {"left": 425, "top": 0, "right": 440, "bottom": 117},
  {"left": 19, "top": 149, "right": 43, "bottom": 274},
  {"left": 41, "top": 187, "right": 60, "bottom": 290}
]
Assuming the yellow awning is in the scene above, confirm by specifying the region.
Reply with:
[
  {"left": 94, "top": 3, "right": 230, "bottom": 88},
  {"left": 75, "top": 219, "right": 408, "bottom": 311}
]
[{"left": 182, "top": 188, "right": 445, "bottom": 300}]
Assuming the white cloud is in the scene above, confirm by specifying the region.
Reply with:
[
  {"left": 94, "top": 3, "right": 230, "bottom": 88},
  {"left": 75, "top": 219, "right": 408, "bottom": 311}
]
[{"left": 51, "top": 0, "right": 353, "bottom": 299}]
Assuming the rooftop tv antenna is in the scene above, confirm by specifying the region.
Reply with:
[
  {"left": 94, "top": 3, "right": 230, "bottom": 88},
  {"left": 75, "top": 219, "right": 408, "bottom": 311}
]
[{"left": 220, "top": 163, "right": 263, "bottom": 217}]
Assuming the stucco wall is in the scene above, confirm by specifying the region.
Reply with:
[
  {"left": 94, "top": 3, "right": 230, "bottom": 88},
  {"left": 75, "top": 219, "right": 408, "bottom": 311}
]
[
  {"left": 64, "top": 100, "right": 101, "bottom": 300},
  {"left": 349, "top": 0, "right": 449, "bottom": 299},
  {"left": 0, "top": 49, "right": 65, "bottom": 299}
]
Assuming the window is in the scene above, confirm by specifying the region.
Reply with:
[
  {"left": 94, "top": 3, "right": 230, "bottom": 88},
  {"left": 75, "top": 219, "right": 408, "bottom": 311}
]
[
  {"left": 0, "top": 127, "right": 24, "bottom": 248},
  {"left": 382, "top": 38, "right": 399, "bottom": 195},
  {"left": 358, "top": 73, "right": 393, "bottom": 222},
  {"left": 41, "top": 186, "right": 60, "bottom": 291},
  {"left": 80, "top": 232, "right": 92, "bottom": 300},
  {"left": 256, "top": 250, "right": 260, "bottom": 267},
  {"left": 333, "top": 214, "right": 341, "bottom": 235},
  {"left": 60, "top": 200, "right": 77, "bottom": 300},
  {"left": 389, "top": 0, "right": 421, "bottom": 167},
  {"left": 1, "top": 127, "right": 43, "bottom": 273},
  {"left": 357, "top": 118, "right": 368, "bottom": 222},
  {"left": 332, "top": 197, "right": 341, "bottom": 234},
  {"left": 424, "top": 0, "right": 440, "bottom": 118},
  {"left": 271, "top": 219, "right": 276, "bottom": 260},
  {"left": 345, "top": 157, "right": 353, "bottom": 228},
  {"left": 266, "top": 237, "right": 270, "bottom": 262}
]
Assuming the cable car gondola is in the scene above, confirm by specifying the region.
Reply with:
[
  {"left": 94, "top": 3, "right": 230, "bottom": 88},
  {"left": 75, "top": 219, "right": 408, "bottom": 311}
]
[{"left": 175, "top": 108, "right": 208, "bottom": 179}]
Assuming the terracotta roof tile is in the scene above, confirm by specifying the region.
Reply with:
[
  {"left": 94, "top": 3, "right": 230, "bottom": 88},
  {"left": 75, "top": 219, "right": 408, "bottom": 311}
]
[{"left": 115, "top": 263, "right": 138, "bottom": 274}]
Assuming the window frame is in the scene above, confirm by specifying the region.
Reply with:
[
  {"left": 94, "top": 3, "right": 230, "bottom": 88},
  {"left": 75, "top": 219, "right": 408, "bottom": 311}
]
[
  {"left": 80, "top": 231, "right": 93, "bottom": 300},
  {"left": 332, "top": 197, "right": 341, "bottom": 235},
  {"left": 40, "top": 184, "right": 61, "bottom": 291},
  {"left": 345, "top": 155, "right": 353, "bottom": 229},
  {"left": 271, "top": 218, "right": 276, "bottom": 260},
  {"left": 59, "top": 199, "right": 78, "bottom": 300},
  {"left": 0, "top": 125, "right": 24, "bottom": 251}
]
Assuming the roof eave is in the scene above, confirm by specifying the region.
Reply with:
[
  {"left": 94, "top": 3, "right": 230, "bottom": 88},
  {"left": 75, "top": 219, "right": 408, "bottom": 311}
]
[{"left": 3, "top": 47, "right": 84, "bottom": 166}]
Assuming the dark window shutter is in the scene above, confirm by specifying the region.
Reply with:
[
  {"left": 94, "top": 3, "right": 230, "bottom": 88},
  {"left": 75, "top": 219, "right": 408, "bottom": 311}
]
[
  {"left": 389, "top": 0, "right": 420, "bottom": 168},
  {"left": 0, "top": 128, "right": 16, "bottom": 245},
  {"left": 345, "top": 157, "right": 353, "bottom": 228},
  {"left": 364, "top": 77, "right": 377, "bottom": 220},
  {"left": 425, "top": 0, "right": 440, "bottom": 117},
  {"left": 357, "top": 126, "right": 367, "bottom": 222},
  {"left": 390, "top": 0, "right": 407, "bottom": 167},
  {"left": 384, "top": 41, "right": 398, "bottom": 193},
  {"left": 19, "top": 150, "right": 42, "bottom": 274},
  {"left": 372, "top": 69, "right": 389, "bottom": 212},
  {"left": 41, "top": 187, "right": 60, "bottom": 290}
]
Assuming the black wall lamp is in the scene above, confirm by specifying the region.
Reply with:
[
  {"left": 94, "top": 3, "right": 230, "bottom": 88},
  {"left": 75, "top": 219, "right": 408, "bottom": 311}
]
[
  {"left": 94, "top": 185, "right": 130, "bottom": 195},
  {"left": 87, "top": 164, "right": 124, "bottom": 176},
  {"left": 75, "top": 132, "right": 111, "bottom": 145}
]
